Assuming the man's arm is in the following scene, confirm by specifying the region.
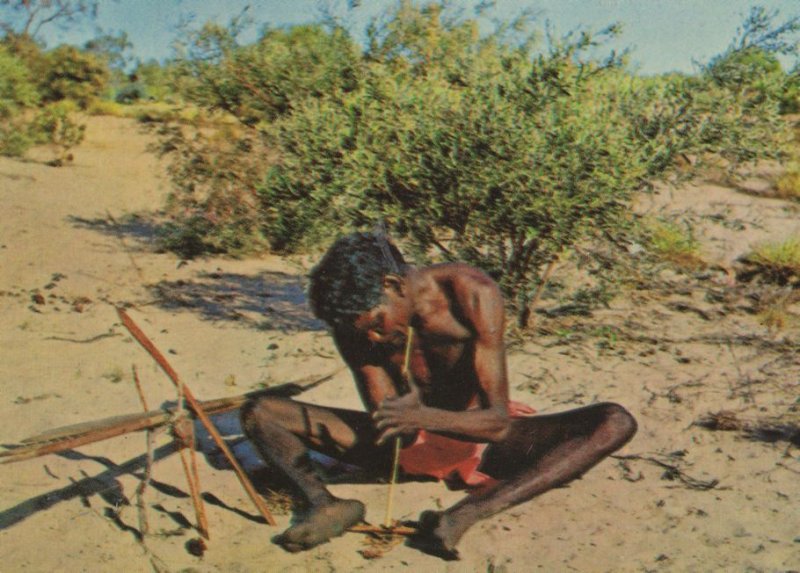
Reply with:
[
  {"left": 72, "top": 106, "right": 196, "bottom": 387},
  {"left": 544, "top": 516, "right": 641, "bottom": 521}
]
[
  {"left": 332, "top": 329, "right": 402, "bottom": 412},
  {"left": 374, "top": 269, "right": 512, "bottom": 444}
]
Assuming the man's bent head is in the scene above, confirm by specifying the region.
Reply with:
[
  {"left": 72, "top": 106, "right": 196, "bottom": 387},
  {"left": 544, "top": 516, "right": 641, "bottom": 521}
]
[{"left": 308, "top": 232, "right": 407, "bottom": 328}]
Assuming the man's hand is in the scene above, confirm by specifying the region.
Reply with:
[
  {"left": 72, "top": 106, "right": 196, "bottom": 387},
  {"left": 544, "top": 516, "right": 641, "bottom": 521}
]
[{"left": 373, "top": 385, "right": 428, "bottom": 446}]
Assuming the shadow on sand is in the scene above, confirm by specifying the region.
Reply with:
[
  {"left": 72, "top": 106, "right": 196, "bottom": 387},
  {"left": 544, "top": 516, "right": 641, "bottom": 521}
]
[
  {"left": 68, "top": 214, "right": 324, "bottom": 332},
  {"left": 148, "top": 270, "right": 325, "bottom": 332},
  {"left": 68, "top": 214, "right": 161, "bottom": 247}
]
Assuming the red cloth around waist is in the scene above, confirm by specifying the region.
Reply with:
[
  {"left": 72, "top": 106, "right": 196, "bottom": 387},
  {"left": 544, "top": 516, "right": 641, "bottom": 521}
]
[{"left": 398, "top": 401, "right": 536, "bottom": 490}]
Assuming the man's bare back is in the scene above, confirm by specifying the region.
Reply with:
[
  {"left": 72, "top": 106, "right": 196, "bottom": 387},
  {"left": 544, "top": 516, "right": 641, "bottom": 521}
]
[{"left": 241, "top": 233, "right": 637, "bottom": 559}]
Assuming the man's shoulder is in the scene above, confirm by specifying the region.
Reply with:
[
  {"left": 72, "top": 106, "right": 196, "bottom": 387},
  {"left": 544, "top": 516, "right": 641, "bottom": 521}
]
[{"left": 424, "top": 263, "right": 501, "bottom": 293}]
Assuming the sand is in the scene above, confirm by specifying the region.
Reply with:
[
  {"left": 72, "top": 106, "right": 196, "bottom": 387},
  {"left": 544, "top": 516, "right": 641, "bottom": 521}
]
[{"left": 0, "top": 116, "right": 798, "bottom": 572}]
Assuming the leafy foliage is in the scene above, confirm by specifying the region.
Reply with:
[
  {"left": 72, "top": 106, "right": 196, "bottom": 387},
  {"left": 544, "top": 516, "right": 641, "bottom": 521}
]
[
  {"left": 704, "top": 6, "right": 800, "bottom": 112},
  {"left": 0, "top": 44, "right": 38, "bottom": 155},
  {"left": 158, "top": 2, "right": 796, "bottom": 324},
  {"left": 0, "top": 36, "right": 93, "bottom": 160},
  {"left": 28, "top": 100, "right": 86, "bottom": 161},
  {"left": 153, "top": 122, "right": 272, "bottom": 258},
  {"left": 0, "top": 43, "right": 38, "bottom": 112},
  {"left": 175, "top": 23, "right": 361, "bottom": 125},
  {"left": 37, "top": 44, "right": 108, "bottom": 108}
]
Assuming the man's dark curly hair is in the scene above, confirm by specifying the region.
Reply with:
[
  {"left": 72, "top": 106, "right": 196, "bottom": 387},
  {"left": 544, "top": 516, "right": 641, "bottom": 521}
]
[{"left": 308, "top": 232, "right": 406, "bottom": 327}]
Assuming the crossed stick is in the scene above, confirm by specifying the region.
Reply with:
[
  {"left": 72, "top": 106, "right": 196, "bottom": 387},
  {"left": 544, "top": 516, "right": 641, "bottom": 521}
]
[
  {"left": 116, "top": 307, "right": 277, "bottom": 528},
  {"left": 1, "top": 309, "right": 416, "bottom": 540},
  {"left": 118, "top": 309, "right": 413, "bottom": 538}
]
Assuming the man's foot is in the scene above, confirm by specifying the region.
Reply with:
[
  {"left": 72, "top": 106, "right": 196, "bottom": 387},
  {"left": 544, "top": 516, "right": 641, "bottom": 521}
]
[
  {"left": 407, "top": 510, "right": 462, "bottom": 560},
  {"left": 273, "top": 499, "right": 365, "bottom": 552}
]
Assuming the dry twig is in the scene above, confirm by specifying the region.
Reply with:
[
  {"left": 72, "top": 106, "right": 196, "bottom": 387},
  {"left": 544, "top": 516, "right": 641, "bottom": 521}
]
[
  {"left": 117, "top": 307, "right": 276, "bottom": 526},
  {"left": 612, "top": 453, "right": 719, "bottom": 490},
  {"left": 0, "top": 375, "right": 336, "bottom": 465},
  {"left": 694, "top": 410, "right": 800, "bottom": 446},
  {"left": 131, "top": 365, "right": 153, "bottom": 536}
]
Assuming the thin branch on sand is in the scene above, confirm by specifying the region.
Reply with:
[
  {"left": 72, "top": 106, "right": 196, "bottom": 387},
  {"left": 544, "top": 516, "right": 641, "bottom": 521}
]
[
  {"left": 116, "top": 307, "right": 277, "bottom": 526},
  {"left": 131, "top": 365, "right": 153, "bottom": 536}
]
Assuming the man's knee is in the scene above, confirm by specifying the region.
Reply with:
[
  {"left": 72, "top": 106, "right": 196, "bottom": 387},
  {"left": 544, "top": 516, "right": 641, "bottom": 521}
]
[
  {"left": 240, "top": 396, "right": 291, "bottom": 436},
  {"left": 597, "top": 402, "right": 637, "bottom": 446}
]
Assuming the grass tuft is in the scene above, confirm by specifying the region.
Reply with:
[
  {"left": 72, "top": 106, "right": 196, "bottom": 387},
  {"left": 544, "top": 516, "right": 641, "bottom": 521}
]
[
  {"left": 743, "top": 236, "right": 800, "bottom": 284},
  {"left": 774, "top": 165, "right": 800, "bottom": 201},
  {"left": 646, "top": 218, "right": 705, "bottom": 270}
]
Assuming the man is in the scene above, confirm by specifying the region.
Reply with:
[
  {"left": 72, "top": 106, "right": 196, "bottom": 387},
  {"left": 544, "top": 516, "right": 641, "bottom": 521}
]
[{"left": 241, "top": 232, "right": 637, "bottom": 559}]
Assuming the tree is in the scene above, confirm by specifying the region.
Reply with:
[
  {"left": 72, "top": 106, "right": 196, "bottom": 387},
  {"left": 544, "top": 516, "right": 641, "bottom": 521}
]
[
  {"left": 84, "top": 31, "right": 132, "bottom": 72},
  {"left": 730, "top": 5, "right": 800, "bottom": 57},
  {"left": 704, "top": 5, "right": 800, "bottom": 110},
  {"left": 0, "top": 0, "right": 98, "bottom": 40}
]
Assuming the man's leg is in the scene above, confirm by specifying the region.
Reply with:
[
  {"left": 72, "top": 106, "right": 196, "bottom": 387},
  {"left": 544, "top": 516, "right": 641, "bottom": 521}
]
[
  {"left": 412, "top": 402, "right": 637, "bottom": 559},
  {"left": 240, "top": 396, "right": 393, "bottom": 552}
]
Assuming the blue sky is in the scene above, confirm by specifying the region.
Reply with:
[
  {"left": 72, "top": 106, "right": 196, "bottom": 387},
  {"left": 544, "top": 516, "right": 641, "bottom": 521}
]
[{"left": 29, "top": 0, "right": 800, "bottom": 74}]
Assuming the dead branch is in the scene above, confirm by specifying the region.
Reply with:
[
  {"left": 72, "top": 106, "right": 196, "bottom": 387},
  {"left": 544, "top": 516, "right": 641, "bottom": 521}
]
[
  {"left": 349, "top": 523, "right": 417, "bottom": 536},
  {"left": 45, "top": 330, "right": 121, "bottom": 344},
  {"left": 131, "top": 365, "right": 153, "bottom": 536},
  {"left": 612, "top": 453, "right": 719, "bottom": 490},
  {"left": 694, "top": 411, "right": 800, "bottom": 446},
  {"left": 0, "top": 373, "right": 336, "bottom": 465},
  {"left": 177, "top": 419, "right": 210, "bottom": 539},
  {"left": 117, "top": 307, "right": 276, "bottom": 526}
]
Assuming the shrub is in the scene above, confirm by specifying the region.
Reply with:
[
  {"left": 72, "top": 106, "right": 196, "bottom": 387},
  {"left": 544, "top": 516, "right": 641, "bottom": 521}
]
[
  {"left": 0, "top": 126, "right": 32, "bottom": 157},
  {"left": 154, "top": 122, "right": 271, "bottom": 256},
  {"left": 255, "top": 5, "right": 789, "bottom": 323},
  {"left": 0, "top": 45, "right": 39, "bottom": 112},
  {"left": 115, "top": 82, "right": 147, "bottom": 104},
  {"left": 0, "top": 39, "right": 94, "bottom": 161},
  {"left": 177, "top": 23, "right": 361, "bottom": 125},
  {"left": 134, "top": 60, "right": 178, "bottom": 103},
  {"left": 159, "top": 2, "right": 795, "bottom": 324},
  {"left": 0, "top": 45, "right": 39, "bottom": 156},
  {"left": 28, "top": 100, "right": 86, "bottom": 159},
  {"left": 155, "top": 20, "right": 364, "bottom": 257},
  {"left": 742, "top": 237, "right": 800, "bottom": 285},
  {"left": 37, "top": 44, "right": 109, "bottom": 109}
]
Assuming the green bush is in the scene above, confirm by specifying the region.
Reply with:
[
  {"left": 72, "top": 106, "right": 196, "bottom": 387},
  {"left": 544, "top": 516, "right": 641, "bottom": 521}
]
[
  {"left": 28, "top": 100, "right": 86, "bottom": 160},
  {"left": 645, "top": 218, "right": 704, "bottom": 269},
  {"left": 37, "top": 45, "right": 109, "bottom": 109},
  {"left": 115, "top": 82, "right": 147, "bottom": 104},
  {"left": 154, "top": 122, "right": 271, "bottom": 256},
  {"left": 133, "top": 60, "right": 177, "bottom": 103},
  {"left": 158, "top": 2, "right": 795, "bottom": 324},
  {"left": 0, "top": 45, "right": 39, "bottom": 112},
  {"left": 177, "top": 23, "right": 361, "bottom": 125},
  {"left": 0, "top": 45, "right": 39, "bottom": 156}
]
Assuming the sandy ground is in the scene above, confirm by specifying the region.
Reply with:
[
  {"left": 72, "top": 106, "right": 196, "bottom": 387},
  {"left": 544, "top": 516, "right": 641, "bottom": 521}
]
[{"left": 0, "top": 117, "right": 798, "bottom": 572}]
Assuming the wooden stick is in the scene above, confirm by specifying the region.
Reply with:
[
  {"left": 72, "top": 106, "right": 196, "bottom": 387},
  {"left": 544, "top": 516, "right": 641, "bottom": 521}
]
[
  {"left": 176, "top": 418, "right": 210, "bottom": 539},
  {"left": 1, "top": 415, "right": 167, "bottom": 464},
  {"left": 132, "top": 365, "right": 153, "bottom": 536},
  {"left": 349, "top": 523, "right": 416, "bottom": 536},
  {"left": 187, "top": 444, "right": 209, "bottom": 538},
  {"left": 117, "top": 307, "right": 276, "bottom": 526},
  {"left": 384, "top": 326, "right": 415, "bottom": 527},
  {"left": 1, "top": 376, "right": 337, "bottom": 465}
]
